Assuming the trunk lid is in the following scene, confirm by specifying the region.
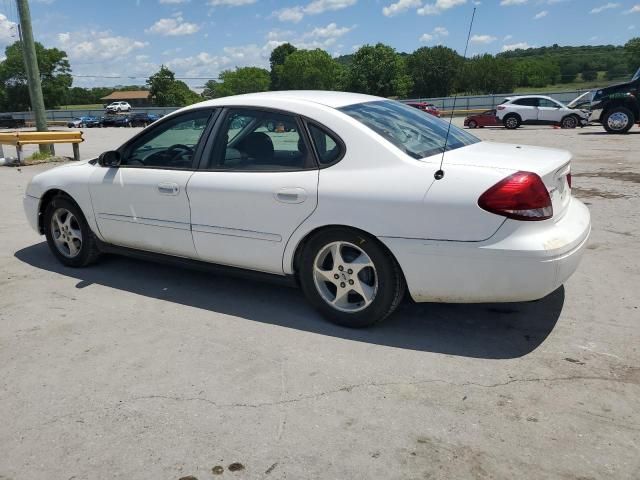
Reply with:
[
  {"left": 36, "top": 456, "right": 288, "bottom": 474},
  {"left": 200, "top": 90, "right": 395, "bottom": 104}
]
[{"left": 435, "top": 141, "right": 572, "bottom": 218}]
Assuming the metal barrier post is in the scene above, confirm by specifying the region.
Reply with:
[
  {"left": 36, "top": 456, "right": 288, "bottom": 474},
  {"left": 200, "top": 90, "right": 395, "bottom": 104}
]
[
  {"left": 49, "top": 144, "right": 55, "bottom": 156},
  {"left": 72, "top": 143, "right": 80, "bottom": 161},
  {"left": 16, "top": 145, "right": 23, "bottom": 165}
]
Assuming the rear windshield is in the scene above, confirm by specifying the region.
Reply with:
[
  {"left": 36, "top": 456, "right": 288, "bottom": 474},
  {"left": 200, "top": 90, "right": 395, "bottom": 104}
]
[{"left": 339, "top": 100, "right": 479, "bottom": 159}]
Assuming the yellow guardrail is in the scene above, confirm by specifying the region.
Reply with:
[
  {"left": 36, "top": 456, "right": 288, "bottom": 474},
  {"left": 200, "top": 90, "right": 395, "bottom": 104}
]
[{"left": 0, "top": 131, "right": 84, "bottom": 162}]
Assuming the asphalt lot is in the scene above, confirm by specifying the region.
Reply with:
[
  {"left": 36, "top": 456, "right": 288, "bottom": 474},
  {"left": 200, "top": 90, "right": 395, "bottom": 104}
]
[{"left": 1, "top": 122, "right": 639, "bottom": 479}]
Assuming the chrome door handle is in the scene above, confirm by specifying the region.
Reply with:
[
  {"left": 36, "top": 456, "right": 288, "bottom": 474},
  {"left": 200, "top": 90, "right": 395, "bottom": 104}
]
[
  {"left": 158, "top": 183, "right": 179, "bottom": 195},
  {"left": 275, "top": 187, "right": 307, "bottom": 204}
]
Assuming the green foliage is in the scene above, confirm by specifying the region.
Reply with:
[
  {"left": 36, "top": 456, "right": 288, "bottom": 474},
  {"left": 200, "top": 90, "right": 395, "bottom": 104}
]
[
  {"left": 276, "top": 49, "right": 344, "bottom": 90},
  {"left": 270, "top": 43, "right": 297, "bottom": 90},
  {"left": 511, "top": 58, "right": 560, "bottom": 88},
  {"left": 146, "top": 66, "right": 199, "bottom": 106},
  {"left": 29, "top": 151, "right": 52, "bottom": 161},
  {"left": 203, "top": 67, "right": 270, "bottom": 99},
  {"left": 456, "top": 54, "right": 516, "bottom": 94},
  {"left": 625, "top": 37, "right": 640, "bottom": 71},
  {"left": 406, "top": 46, "right": 462, "bottom": 97},
  {"left": 0, "top": 41, "right": 72, "bottom": 111},
  {"left": 346, "top": 44, "right": 412, "bottom": 98}
]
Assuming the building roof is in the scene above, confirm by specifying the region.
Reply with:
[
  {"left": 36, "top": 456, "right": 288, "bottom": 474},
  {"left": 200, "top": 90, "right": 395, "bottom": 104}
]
[{"left": 100, "top": 90, "right": 151, "bottom": 101}]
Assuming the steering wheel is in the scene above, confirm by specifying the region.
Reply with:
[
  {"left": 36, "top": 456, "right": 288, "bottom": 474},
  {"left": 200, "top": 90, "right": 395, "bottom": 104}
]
[{"left": 166, "top": 144, "right": 194, "bottom": 164}]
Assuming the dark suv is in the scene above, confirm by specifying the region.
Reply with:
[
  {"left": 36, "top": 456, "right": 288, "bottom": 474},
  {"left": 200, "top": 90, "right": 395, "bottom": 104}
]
[
  {"left": 591, "top": 67, "right": 640, "bottom": 134},
  {"left": 0, "top": 115, "right": 26, "bottom": 129}
]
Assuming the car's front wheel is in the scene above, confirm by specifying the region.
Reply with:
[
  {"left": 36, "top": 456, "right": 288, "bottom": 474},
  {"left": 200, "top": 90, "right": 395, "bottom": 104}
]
[
  {"left": 603, "top": 107, "right": 635, "bottom": 134},
  {"left": 561, "top": 115, "right": 578, "bottom": 129},
  {"left": 43, "top": 196, "right": 101, "bottom": 268},
  {"left": 468, "top": 120, "right": 478, "bottom": 129},
  {"left": 299, "top": 228, "right": 405, "bottom": 328}
]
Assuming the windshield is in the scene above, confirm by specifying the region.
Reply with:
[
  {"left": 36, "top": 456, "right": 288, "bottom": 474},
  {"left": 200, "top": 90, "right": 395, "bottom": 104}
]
[
  {"left": 339, "top": 100, "right": 479, "bottom": 160},
  {"left": 633, "top": 67, "right": 640, "bottom": 82}
]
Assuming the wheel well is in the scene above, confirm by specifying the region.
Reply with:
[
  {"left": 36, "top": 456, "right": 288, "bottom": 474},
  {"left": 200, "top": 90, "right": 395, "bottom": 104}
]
[
  {"left": 503, "top": 113, "right": 521, "bottom": 121},
  {"left": 291, "top": 225, "right": 406, "bottom": 286},
  {"left": 603, "top": 100, "right": 639, "bottom": 120},
  {"left": 37, "top": 189, "right": 73, "bottom": 234}
]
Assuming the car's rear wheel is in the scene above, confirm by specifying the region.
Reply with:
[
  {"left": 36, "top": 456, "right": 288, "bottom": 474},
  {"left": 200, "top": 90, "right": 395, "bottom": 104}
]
[
  {"left": 503, "top": 114, "right": 521, "bottom": 130},
  {"left": 43, "top": 196, "right": 101, "bottom": 268},
  {"left": 603, "top": 107, "right": 635, "bottom": 134},
  {"left": 468, "top": 120, "right": 478, "bottom": 129},
  {"left": 299, "top": 228, "right": 405, "bottom": 328},
  {"left": 561, "top": 115, "right": 578, "bottom": 129}
]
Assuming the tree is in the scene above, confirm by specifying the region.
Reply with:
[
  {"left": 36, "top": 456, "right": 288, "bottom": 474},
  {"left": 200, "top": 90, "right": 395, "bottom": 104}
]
[
  {"left": 406, "top": 46, "right": 462, "bottom": 98},
  {"left": 512, "top": 58, "right": 560, "bottom": 88},
  {"left": 625, "top": 37, "right": 640, "bottom": 72},
  {"left": 146, "top": 66, "right": 199, "bottom": 106},
  {"left": 457, "top": 55, "right": 516, "bottom": 94},
  {"left": 270, "top": 43, "right": 297, "bottom": 90},
  {"left": 202, "top": 67, "right": 270, "bottom": 99},
  {"left": 277, "top": 49, "right": 343, "bottom": 90},
  {"left": 0, "top": 41, "right": 72, "bottom": 110},
  {"left": 346, "top": 43, "right": 412, "bottom": 98}
]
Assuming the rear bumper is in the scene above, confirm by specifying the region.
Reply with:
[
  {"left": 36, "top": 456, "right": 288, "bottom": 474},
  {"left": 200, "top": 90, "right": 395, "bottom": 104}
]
[{"left": 381, "top": 198, "right": 591, "bottom": 303}]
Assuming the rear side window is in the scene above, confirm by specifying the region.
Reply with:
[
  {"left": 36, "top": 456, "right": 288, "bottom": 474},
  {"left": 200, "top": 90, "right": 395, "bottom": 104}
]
[
  {"left": 513, "top": 98, "right": 539, "bottom": 107},
  {"left": 307, "top": 123, "right": 343, "bottom": 166}
]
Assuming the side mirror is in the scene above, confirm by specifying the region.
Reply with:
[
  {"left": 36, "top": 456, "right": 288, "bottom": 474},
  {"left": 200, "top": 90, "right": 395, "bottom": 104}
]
[{"left": 98, "top": 150, "right": 121, "bottom": 167}]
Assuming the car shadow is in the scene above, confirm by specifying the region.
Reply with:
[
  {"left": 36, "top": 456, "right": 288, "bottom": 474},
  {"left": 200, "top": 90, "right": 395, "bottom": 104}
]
[
  {"left": 15, "top": 243, "right": 565, "bottom": 360},
  {"left": 579, "top": 131, "right": 640, "bottom": 135}
]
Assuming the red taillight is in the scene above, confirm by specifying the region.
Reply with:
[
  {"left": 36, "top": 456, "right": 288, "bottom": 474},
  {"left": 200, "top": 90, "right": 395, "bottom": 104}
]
[
  {"left": 478, "top": 171, "right": 553, "bottom": 221},
  {"left": 567, "top": 172, "right": 572, "bottom": 189}
]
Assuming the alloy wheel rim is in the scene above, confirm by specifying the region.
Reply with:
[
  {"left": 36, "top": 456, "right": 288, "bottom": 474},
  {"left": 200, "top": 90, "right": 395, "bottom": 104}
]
[
  {"left": 51, "top": 208, "right": 83, "bottom": 258},
  {"left": 469, "top": 121, "right": 477, "bottom": 128},
  {"left": 564, "top": 117, "right": 577, "bottom": 128},
  {"left": 506, "top": 118, "right": 517, "bottom": 128},
  {"left": 313, "top": 241, "right": 378, "bottom": 313},
  {"left": 608, "top": 112, "right": 629, "bottom": 131}
]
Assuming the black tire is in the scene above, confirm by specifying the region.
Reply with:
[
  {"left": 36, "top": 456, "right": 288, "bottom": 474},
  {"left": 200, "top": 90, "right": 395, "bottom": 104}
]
[
  {"left": 299, "top": 228, "right": 405, "bottom": 328},
  {"left": 603, "top": 107, "right": 635, "bottom": 134},
  {"left": 43, "top": 196, "right": 101, "bottom": 268},
  {"left": 468, "top": 120, "right": 478, "bottom": 129},
  {"left": 503, "top": 114, "right": 521, "bottom": 130},
  {"left": 561, "top": 115, "right": 578, "bottom": 129}
]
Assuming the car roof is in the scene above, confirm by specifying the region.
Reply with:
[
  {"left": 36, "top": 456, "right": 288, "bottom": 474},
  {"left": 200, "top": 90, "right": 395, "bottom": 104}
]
[
  {"left": 505, "top": 95, "right": 556, "bottom": 101},
  {"left": 186, "top": 90, "right": 385, "bottom": 110}
]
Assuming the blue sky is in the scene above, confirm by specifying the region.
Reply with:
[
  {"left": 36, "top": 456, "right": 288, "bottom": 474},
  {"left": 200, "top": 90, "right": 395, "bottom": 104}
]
[{"left": 0, "top": 0, "right": 638, "bottom": 88}]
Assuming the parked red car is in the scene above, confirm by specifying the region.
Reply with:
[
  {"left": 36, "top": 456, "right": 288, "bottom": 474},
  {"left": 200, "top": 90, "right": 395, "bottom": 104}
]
[
  {"left": 406, "top": 102, "right": 441, "bottom": 118},
  {"left": 464, "top": 109, "right": 502, "bottom": 128}
]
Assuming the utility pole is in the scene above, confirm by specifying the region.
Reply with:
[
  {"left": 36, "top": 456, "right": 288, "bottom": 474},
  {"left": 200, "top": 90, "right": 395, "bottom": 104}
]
[{"left": 16, "top": 0, "right": 49, "bottom": 154}]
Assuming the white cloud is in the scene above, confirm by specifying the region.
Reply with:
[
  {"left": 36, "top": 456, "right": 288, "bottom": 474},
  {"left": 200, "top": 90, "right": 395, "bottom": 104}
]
[
  {"left": 159, "top": 0, "right": 190, "bottom": 4},
  {"left": 502, "top": 42, "right": 530, "bottom": 51},
  {"left": 625, "top": 5, "right": 640, "bottom": 13},
  {"left": 590, "top": 2, "right": 620, "bottom": 14},
  {"left": 382, "top": 0, "right": 421, "bottom": 17},
  {"left": 145, "top": 16, "right": 200, "bottom": 35},
  {"left": 208, "top": 0, "right": 256, "bottom": 5},
  {"left": 0, "top": 14, "right": 17, "bottom": 46},
  {"left": 274, "top": 0, "right": 357, "bottom": 22},
  {"left": 500, "top": 0, "right": 527, "bottom": 5},
  {"left": 57, "top": 31, "right": 148, "bottom": 61},
  {"left": 419, "top": 26, "right": 449, "bottom": 42},
  {"left": 470, "top": 34, "right": 497, "bottom": 44},
  {"left": 503, "top": 34, "right": 513, "bottom": 40},
  {"left": 534, "top": 10, "right": 548, "bottom": 19},
  {"left": 266, "top": 22, "right": 354, "bottom": 49},
  {"left": 418, "top": 0, "right": 467, "bottom": 16}
]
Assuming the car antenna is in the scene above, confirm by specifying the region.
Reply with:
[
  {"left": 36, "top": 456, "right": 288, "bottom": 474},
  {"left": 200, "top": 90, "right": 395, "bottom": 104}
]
[{"left": 435, "top": 7, "right": 477, "bottom": 181}]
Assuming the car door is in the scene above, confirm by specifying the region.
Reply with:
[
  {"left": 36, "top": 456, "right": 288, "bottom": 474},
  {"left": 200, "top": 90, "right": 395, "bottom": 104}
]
[
  {"left": 187, "top": 108, "right": 319, "bottom": 274},
  {"left": 89, "top": 108, "right": 216, "bottom": 257},
  {"left": 511, "top": 98, "right": 540, "bottom": 122},
  {"left": 537, "top": 98, "right": 564, "bottom": 123}
]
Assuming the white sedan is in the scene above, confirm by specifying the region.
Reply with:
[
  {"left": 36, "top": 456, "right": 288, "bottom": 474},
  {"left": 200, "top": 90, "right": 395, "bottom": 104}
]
[{"left": 23, "top": 91, "right": 591, "bottom": 327}]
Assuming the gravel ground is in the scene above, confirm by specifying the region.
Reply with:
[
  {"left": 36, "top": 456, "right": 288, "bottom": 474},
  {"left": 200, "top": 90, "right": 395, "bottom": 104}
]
[{"left": 0, "top": 122, "right": 639, "bottom": 480}]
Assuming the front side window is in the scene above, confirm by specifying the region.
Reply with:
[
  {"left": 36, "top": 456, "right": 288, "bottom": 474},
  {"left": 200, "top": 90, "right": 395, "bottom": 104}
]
[
  {"left": 208, "top": 109, "right": 313, "bottom": 171},
  {"left": 339, "top": 100, "right": 479, "bottom": 160},
  {"left": 122, "top": 110, "right": 212, "bottom": 169},
  {"left": 538, "top": 98, "right": 561, "bottom": 108}
]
